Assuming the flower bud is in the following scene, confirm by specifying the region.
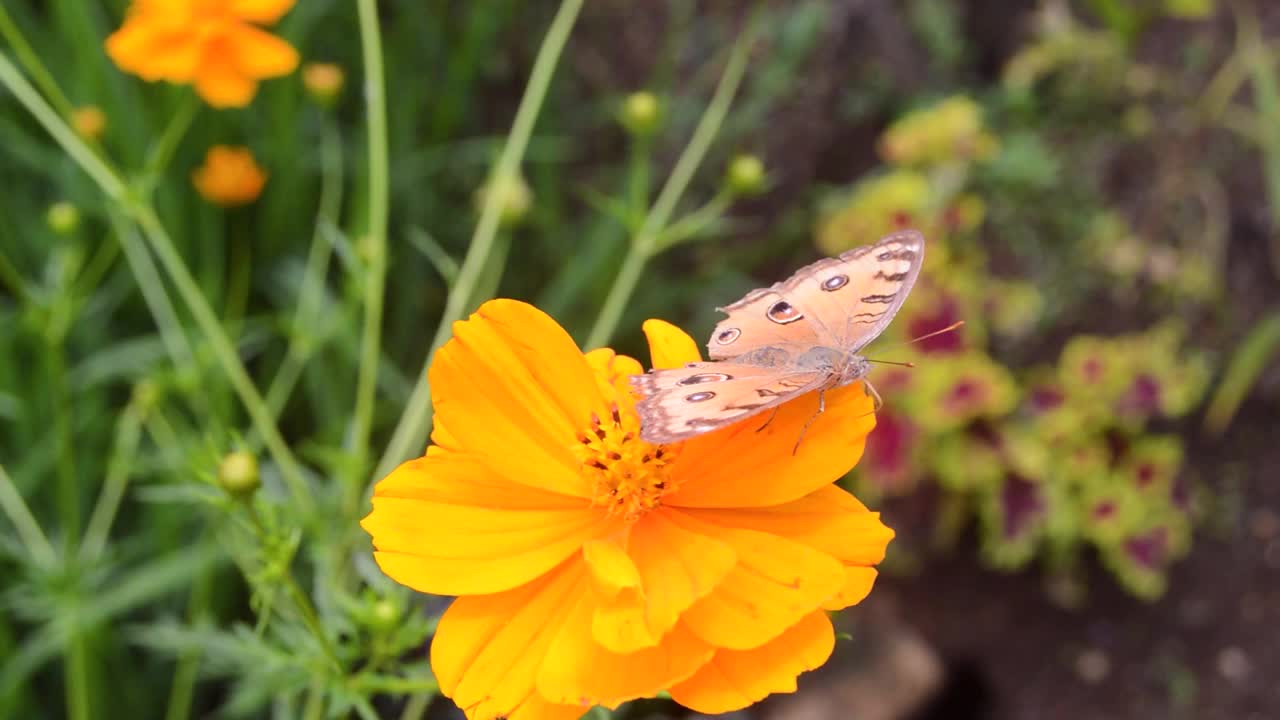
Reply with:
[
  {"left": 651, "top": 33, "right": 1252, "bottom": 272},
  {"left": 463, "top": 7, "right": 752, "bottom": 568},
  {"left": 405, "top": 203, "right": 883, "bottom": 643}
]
[
  {"left": 303, "top": 63, "right": 345, "bottom": 107},
  {"left": 475, "top": 173, "right": 532, "bottom": 228},
  {"left": 725, "top": 154, "right": 767, "bottom": 196},
  {"left": 370, "top": 598, "right": 400, "bottom": 631},
  {"left": 131, "top": 379, "right": 160, "bottom": 413},
  {"left": 71, "top": 106, "right": 106, "bottom": 141},
  {"left": 619, "top": 91, "right": 661, "bottom": 136},
  {"left": 217, "top": 451, "right": 260, "bottom": 498},
  {"left": 46, "top": 202, "right": 81, "bottom": 235}
]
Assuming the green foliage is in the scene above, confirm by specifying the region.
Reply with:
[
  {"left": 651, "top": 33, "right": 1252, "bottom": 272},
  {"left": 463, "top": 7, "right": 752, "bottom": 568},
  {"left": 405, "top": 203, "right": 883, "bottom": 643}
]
[
  {"left": 0, "top": 2, "right": 848, "bottom": 718},
  {"left": 0, "top": 1, "right": 1272, "bottom": 717}
]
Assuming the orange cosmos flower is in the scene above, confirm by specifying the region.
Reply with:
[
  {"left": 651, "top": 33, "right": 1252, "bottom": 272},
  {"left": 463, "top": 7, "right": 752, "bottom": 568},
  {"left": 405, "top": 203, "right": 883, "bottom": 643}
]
[
  {"left": 105, "top": 0, "right": 299, "bottom": 108},
  {"left": 362, "top": 300, "right": 894, "bottom": 720},
  {"left": 192, "top": 145, "right": 266, "bottom": 206}
]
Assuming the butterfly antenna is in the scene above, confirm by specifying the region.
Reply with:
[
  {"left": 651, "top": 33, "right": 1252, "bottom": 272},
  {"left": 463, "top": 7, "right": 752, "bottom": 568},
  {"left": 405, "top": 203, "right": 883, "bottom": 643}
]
[
  {"left": 864, "top": 322, "right": 964, "bottom": 368},
  {"left": 865, "top": 358, "right": 915, "bottom": 367},
  {"left": 904, "top": 320, "right": 965, "bottom": 346}
]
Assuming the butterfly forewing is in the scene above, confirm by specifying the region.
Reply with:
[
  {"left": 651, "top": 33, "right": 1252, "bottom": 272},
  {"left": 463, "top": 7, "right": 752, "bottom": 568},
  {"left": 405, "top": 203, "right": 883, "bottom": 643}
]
[
  {"left": 815, "top": 230, "right": 924, "bottom": 352},
  {"left": 707, "top": 230, "right": 924, "bottom": 359},
  {"left": 631, "top": 363, "right": 826, "bottom": 444}
]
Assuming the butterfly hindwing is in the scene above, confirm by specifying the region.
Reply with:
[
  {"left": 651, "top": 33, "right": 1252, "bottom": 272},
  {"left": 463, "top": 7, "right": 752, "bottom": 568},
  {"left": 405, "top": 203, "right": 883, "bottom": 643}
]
[{"left": 630, "top": 361, "right": 825, "bottom": 444}]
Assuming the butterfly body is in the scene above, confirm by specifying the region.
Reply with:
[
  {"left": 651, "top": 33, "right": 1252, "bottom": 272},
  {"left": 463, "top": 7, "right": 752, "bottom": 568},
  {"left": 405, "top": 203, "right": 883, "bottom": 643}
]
[{"left": 631, "top": 230, "right": 924, "bottom": 444}]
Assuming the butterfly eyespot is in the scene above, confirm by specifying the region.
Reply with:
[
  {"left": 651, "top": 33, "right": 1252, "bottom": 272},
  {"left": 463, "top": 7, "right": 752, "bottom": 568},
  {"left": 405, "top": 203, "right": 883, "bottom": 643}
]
[
  {"left": 766, "top": 300, "right": 803, "bottom": 324},
  {"left": 684, "top": 391, "right": 716, "bottom": 402},
  {"left": 678, "top": 372, "right": 733, "bottom": 386},
  {"left": 715, "top": 328, "right": 741, "bottom": 344},
  {"left": 821, "top": 274, "right": 849, "bottom": 291}
]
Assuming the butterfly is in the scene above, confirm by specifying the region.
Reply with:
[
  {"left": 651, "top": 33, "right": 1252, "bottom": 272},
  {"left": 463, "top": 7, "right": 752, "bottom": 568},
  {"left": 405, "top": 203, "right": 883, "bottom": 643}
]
[{"left": 630, "top": 229, "right": 924, "bottom": 445}]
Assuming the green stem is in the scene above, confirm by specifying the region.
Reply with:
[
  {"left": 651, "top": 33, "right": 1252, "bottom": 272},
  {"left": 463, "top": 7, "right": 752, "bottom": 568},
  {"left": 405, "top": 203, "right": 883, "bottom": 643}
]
[
  {"left": 0, "top": 464, "right": 56, "bottom": 567},
  {"left": 240, "top": 504, "right": 340, "bottom": 671},
  {"left": 351, "top": 0, "right": 391, "bottom": 472},
  {"left": 283, "top": 575, "right": 340, "bottom": 671},
  {"left": 0, "top": 246, "right": 31, "bottom": 304},
  {"left": 71, "top": 236, "right": 121, "bottom": 300},
  {"left": 142, "top": 95, "right": 200, "bottom": 185},
  {"left": 0, "top": 51, "right": 126, "bottom": 200},
  {"left": 107, "top": 210, "right": 196, "bottom": 370},
  {"left": 129, "top": 205, "right": 312, "bottom": 512},
  {"left": 45, "top": 337, "right": 79, "bottom": 549},
  {"left": 263, "top": 123, "right": 344, "bottom": 422},
  {"left": 653, "top": 188, "right": 734, "bottom": 251},
  {"left": 301, "top": 679, "right": 325, "bottom": 720},
  {"left": 373, "top": 0, "right": 585, "bottom": 482},
  {"left": 79, "top": 403, "right": 144, "bottom": 562},
  {"left": 397, "top": 693, "right": 432, "bottom": 720},
  {"left": 0, "top": 5, "right": 75, "bottom": 118},
  {"left": 163, "top": 561, "right": 211, "bottom": 720},
  {"left": 65, "top": 634, "right": 91, "bottom": 720},
  {"left": 584, "top": 27, "right": 755, "bottom": 349}
]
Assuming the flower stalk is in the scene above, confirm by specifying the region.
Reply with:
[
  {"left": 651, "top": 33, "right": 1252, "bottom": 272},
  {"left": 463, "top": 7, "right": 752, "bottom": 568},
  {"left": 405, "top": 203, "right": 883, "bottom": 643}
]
[
  {"left": 584, "top": 23, "right": 755, "bottom": 350},
  {"left": 374, "top": 0, "right": 586, "bottom": 482}
]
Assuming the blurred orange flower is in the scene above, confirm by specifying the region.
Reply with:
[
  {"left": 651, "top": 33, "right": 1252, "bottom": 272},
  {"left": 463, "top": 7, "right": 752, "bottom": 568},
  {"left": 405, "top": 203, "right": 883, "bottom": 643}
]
[
  {"left": 105, "top": 0, "right": 299, "bottom": 108},
  {"left": 192, "top": 146, "right": 266, "bottom": 206},
  {"left": 362, "top": 300, "right": 893, "bottom": 720}
]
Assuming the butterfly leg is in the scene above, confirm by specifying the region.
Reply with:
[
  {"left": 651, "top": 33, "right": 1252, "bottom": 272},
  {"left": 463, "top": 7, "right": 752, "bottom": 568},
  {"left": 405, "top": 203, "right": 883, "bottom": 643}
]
[
  {"left": 791, "top": 389, "right": 826, "bottom": 455},
  {"left": 755, "top": 406, "right": 781, "bottom": 433}
]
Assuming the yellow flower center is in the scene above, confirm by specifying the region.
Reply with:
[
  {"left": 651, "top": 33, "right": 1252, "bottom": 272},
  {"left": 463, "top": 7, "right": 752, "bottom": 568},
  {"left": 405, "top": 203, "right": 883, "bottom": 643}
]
[{"left": 577, "top": 402, "right": 676, "bottom": 521}]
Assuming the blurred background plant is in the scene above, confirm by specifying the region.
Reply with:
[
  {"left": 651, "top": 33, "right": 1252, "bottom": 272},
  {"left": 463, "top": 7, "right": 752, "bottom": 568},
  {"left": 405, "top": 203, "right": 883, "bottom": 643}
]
[{"left": 1, "top": 1, "right": 1278, "bottom": 720}]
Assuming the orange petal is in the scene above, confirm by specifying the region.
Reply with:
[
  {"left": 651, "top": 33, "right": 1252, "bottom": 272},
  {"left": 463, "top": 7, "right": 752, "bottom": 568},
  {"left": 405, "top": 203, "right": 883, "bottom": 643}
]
[
  {"left": 821, "top": 566, "right": 879, "bottom": 611},
  {"left": 105, "top": 24, "right": 204, "bottom": 81},
  {"left": 229, "top": 0, "right": 296, "bottom": 24},
  {"left": 582, "top": 539, "right": 641, "bottom": 598},
  {"left": 642, "top": 319, "right": 703, "bottom": 369},
  {"left": 669, "top": 510, "right": 844, "bottom": 650},
  {"left": 588, "top": 509, "right": 736, "bottom": 653},
  {"left": 374, "top": 454, "right": 585, "bottom": 509},
  {"left": 584, "top": 348, "right": 644, "bottom": 406},
  {"left": 429, "top": 300, "right": 607, "bottom": 498},
  {"left": 194, "top": 57, "right": 258, "bottom": 108},
  {"left": 363, "top": 456, "right": 608, "bottom": 595},
  {"left": 506, "top": 696, "right": 585, "bottom": 720},
  {"left": 682, "top": 484, "right": 894, "bottom": 566},
  {"left": 432, "top": 560, "right": 586, "bottom": 720},
  {"left": 667, "top": 381, "right": 876, "bottom": 508},
  {"left": 538, "top": 593, "right": 713, "bottom": 709},
  {"left": 226, "top": 24, "right": 299, "bottom": 78},
  {"left": 669, "top": 611, "right": 834, "bottom": 714}
]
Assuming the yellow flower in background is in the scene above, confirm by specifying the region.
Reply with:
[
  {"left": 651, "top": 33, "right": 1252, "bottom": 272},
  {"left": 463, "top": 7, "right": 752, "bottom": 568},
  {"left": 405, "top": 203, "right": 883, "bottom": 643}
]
[
  {"left": 362, "top": 300, "right": 893, "bottom": 720},
  {"left": 192, "top": 145, "right": 266, "bottom": 206},
  {"left": 878, "top": 95, "right": 999, "bottom": 167},
  {"left": 105, "top": 0, "right": 299, "bottom": 108},
  {"left": 71, "top": 106, "right": 106, "bottom": 140}
]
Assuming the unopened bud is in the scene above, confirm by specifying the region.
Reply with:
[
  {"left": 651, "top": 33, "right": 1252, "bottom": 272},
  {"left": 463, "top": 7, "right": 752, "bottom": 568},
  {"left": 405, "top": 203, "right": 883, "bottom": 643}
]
[
  {"left": 619, "top": 91, "right": 661, "bottom": 136},
  {"left": 303, "top": 63, "right": 345, "bottom": 107},
  {"left": 217, "top": 451, "right": 260, "bottom": 498},
  {"left": 46, "top": 202, "right": 81, "bottom": 235},
  {"left": 71, "top": 106, "right": 106, "bottom": 141},
  {"left": 475, "top": 173, "right": 532, "bottom": 228},
  {"left": 725, "top": 154, "right": 767, "bottom": 196}
]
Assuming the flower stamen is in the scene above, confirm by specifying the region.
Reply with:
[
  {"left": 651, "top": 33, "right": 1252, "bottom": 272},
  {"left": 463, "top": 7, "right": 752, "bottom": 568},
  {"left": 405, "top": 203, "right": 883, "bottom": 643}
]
[{"left": 577, "top": 404, "right": 678, "bottom": 520}]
